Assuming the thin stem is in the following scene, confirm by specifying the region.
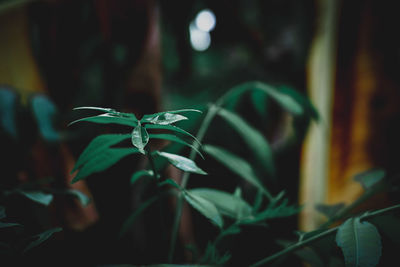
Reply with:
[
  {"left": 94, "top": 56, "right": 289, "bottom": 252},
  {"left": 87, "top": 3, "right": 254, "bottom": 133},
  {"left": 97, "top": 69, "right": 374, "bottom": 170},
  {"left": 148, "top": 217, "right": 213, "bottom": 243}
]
[
  {"left": 168, "top": 105, "right": 220, "bottom": 262},
  {"left": 249, "top": 203, "right": 400, "bottom": 267}
]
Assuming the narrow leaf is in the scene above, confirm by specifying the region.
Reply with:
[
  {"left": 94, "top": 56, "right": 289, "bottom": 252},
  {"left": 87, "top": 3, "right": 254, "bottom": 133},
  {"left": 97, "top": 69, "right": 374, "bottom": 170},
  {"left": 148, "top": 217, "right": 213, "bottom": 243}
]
[
  {"left": 16, "top": 190, "right": 53, "bottom": 206},
  {"left": 144, "top": 124, "right": 200, "bottom": 144},
  {"left": 156, "top": 151, "right": 207, "bottom": 175},
  {"left": 66, "top": 189, "right": 91, "bottom": 206},
  {"left": 131, "top": 170, "right": 154, "bottom": 185},
  {"left": 354, "top": 169, "right": 386, "bottom": 190},
  {"left": 131, "top": 124, "right": 149, "bottom": 154},
  {"left": 202, "top": 144, "right": 271, "bottom": 198},
  {"left": 158, "top": 178, "right": 181, "bottom": 190},
  {"left": 141, "top": 109, "right": 202, "bottom": 122},
  {"left": 217, "top": 108, "right": 275, "bottom": 177},
  {"left": 23, "top": 227, "right": 62, "bottom": 253},
  {"left": 73, "top": 106, "right": 118, "bottom": 113},
  {"left": 184, "top": 190, "right": 223, "bottom": 228},
  {"left": 72, "top": 134, "right": 131, "bottom": 173},
  {"left": 149, "top": 133, "right": 204, "bottom": 158},
  {"left": 336, "top": 217, "right": 382, "bottom": 267},
  {"left": 188, "top": 188, "right": 252, "bottom": 220},
  {"left": 316, "top": 203, "right": 346, "bottom": 219},
  {"left": 69, "top": 113, "right": 137, "bottom": 127},
  {"left": 72, "top": 148, "right": 139, "bottom": 183},
  {"left": 142, "top": 112, "right": 188, "bottom": 125}
]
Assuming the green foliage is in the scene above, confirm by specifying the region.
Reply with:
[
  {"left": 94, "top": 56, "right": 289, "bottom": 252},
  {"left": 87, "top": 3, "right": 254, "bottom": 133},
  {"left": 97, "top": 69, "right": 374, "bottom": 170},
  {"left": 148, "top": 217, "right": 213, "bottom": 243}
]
[
  {"left": 156, "top": 151, "right": 206, "bottom": 175},
  {"left": 336, "top": 217, "right": 382, "bottom": 267}
]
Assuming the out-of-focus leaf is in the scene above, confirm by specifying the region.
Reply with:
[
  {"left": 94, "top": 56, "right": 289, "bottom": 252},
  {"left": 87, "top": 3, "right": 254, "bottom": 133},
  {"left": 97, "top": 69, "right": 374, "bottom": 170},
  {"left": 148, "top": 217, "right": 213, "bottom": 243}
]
[
  {"left": 16, "top": 190, "right": 53, "bottom": 206},
  {"left": 353, "top": 169, "right": 386, "bottom": 190},
  {"left": 184, "top": 190, "right": 223, "bottom": 228},
  {"left": 149, "top": 133, "right": 203, "bottom": 158},
  {"left": 72, "top": 134, "right": 131, "bottom": 172},
  {"left": 336, "top": 217, "right": 382, "bottom": 267},
  {"left": 131, "top": 124, "right": 149, "bottom": 154},
  {"left": 316, "top": 203, "right": 346, "bottom": 219},
  {"left": 69, "top": 113, "right": 137, "bottom": 127},
  {"left": 158, "top": 178, "right": 181, "bottom": 190},
  {"left": 31, "top": 94, "right": 60, "bottom": 142},
  {"left": 188, "top": 188, "right": 252, "bottom": 220},
  {"left": 202, "top": 144, "right": 270, "bottom": 198},
  {"left": 66, "top": 189, "right": 90, "bottom": 206},
  {"left": 23, "top": 227, "right": 62, "bottom": 253},
  {"left": 279, "top": 85, "right": 319, "bottom": 120},
  {"left": 0, "top": 88, "right": 17, "bottom": 138},
  {"left": 0, "top": 206, "right": 5, "bottom": 219},
  {"left": 156, "top": 151, "right": 207, "bottom": 175},
  {"left": 251, "top": 89, "right": 269, "bottom": 118},
  {"left": 217, "top": 108, "right": 275, "bottom": 177},
  {"left": 0, "top": 221, "right": 21, "bottom": 228},
  {"left": 72, "top": 148, "right": 139, "bottom": 183},
  {"left": 131, "top": 170, "right": 154, "bottom": 186},
  {"left": 144, "top": 124, "right": 200, "bottom": 144}
]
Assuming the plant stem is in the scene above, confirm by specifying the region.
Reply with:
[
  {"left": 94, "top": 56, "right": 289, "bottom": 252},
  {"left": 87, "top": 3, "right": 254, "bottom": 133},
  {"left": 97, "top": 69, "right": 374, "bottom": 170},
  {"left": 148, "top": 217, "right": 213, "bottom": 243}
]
[
  {"left": 249, "top": 203, "right": 400, "bottom": 267},
  {"left": 168, "top": 104, "right": 220, "bottom": 262}
]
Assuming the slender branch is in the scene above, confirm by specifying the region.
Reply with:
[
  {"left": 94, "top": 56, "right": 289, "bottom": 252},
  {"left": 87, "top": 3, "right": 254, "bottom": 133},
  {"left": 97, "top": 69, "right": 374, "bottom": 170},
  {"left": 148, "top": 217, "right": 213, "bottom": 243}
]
[{"left": 249, "top": 203, "right": 400, "bottom": 267}]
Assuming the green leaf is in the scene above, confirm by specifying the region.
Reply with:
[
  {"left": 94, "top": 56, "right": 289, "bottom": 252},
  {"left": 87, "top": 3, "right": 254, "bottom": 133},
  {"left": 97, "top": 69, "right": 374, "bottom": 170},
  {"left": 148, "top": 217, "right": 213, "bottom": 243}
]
[
  {"left": 72, "top": 134, "right": 131, "bottom": 173},
  {"left": 188, "top": 188, "right": 252, "bottom": 220},
  {"left": 336, "top": 217, "right": 382, "bottom": 267},
  {"left": 31, "top": 94, "right": 60, "bottom": 142},
  {"left": 141, "top": 109, "right": 202, "bottom": 122},
  {"left": 131, "top": 124, "right": 149, "bottom": 154},
  {"left": 183, "top": 190, "right": 223, "bottom": 228},
  {"left": 0, "top": 221, "right": 21, "bottom": 228},
  {"left": 158, "top": 178, "right": 181, "bottom": 190},
  {"left": 244, "top": 198, "right": 300, "bottom": 224},
  {"left": 251, "top": 89, "right": 269, "bottom": 118},
  {"left": 144, "top": 124, "right": 200, "bottom": 144},
  {"left": 73, "top": 106, "right": 138, "bottom": 121},
  {"left": 142, "top": 112, "right": 188, "bottom": 125},
  {"left": 23, "top": 227, "right": 62, "bottom": 253},
  {"left": 72, "top": 148, "right": 139, "bottom": 183},
  {"left": 66, "top": 189, "right": 91, "bottom": 206},
  {"left": 217, "top": 108, "right": 275, "bottom": 177},
  {"left": 16, "top": 190, "right": 53, "bottom": 206},
  {"left": 316, "top": 203, "right": 346, "bottom": 219},
  {"left": 69, "top": 113, "right": 137, "bottom": 127},
  {"left": 202, "top": 144, "right": 271, "bottom": 198},
  {"left": 353, "top": 169, "right": 386, "bottom": 190},
  {"left": 0, "top": 206, "right": 5, "bottom": 219},
  {"left": 222, "top": 81, "right": 303, "bottom": 116},
  {"left": 149, "top": 133, "right": 204, "bottom": 158},
  {"left": 156, "top": 151, "right": 207, "bottom": 175},
  {"left": 131, "top": 170, "right": 154, "bottom": 185}
]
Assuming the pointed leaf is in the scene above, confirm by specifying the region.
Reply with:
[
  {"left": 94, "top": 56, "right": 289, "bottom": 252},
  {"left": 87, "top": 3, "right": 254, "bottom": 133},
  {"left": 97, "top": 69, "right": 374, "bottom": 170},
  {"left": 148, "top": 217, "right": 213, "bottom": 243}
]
[
  {"left": 69, "top": 113, "right": 137, "bottom": 127},
  {"left": 336, "top": 217, "right": 382, "bottom": 267},
  {"left": 184, "top": 190, "right": 223, "bottom": 228},
  {"left": 131, "top": 124, "right": 149, "bottom": 154},
  {"left": 188, "top": 188, "right": 252, "bottom": 220},
  {"left": 354, "top": 169, "right": 386, "bottom": 190},
  {"left": 316, "top": 203, "right": 346, "bottom": 219},
  {"left": 131, "top": 170, "right": 154, "bottom": 185},
  {"left": 73, "top": 106, "right": 138, "bottom": 121},
  {"left": 72, "top": 134, "right": 131, "bottom": 172},
  {"left": 202, "top": 144, "right": 271, "bottom": 198},
  {"left": 158, "top": 178, "right": 181, "bottom": 190},
  {"left": 72, "top": 148, "right": 139, "bottom": 183},
  {"left": 149, "top": 133, "right": 203, "bottom": 158},
  {"left": 142, "top": 112, "right": 188, "bottom": 125},
  {"left": 156, "top": 151, "right": 207, "bottom": 175},
  {"left": 66, "top": 189, "right": 91, "bottom": 206},
  {"left": 141, "top": 109, "right": 202, "bottom": 123},
  {"left": 16, "top": 190, "right": 53, "bottom": 206},
  {"left": 217, "top": 108, "right": 275, "bottom": 177},
  {"left": 144, "top": 124, "right": 200, "bottom": 144},
  {"left": 24, "top": 227, "right": 62, "bottom": 253},
  {"left": 0, "top": 221, "right": 21, "bottom": 228}
]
